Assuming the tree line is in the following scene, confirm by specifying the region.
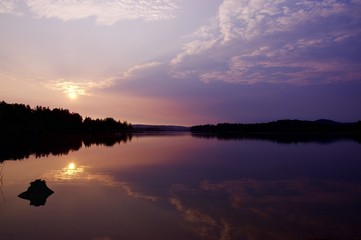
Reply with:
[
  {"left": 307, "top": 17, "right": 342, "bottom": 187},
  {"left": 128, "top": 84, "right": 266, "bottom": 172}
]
[
  {"left": 0, "top": 101, "right": 132, "bottom": 135},
  {"left": 190, "top": 120, "right": 361, "bottom": 144},
  {"left": 191, "top": 119, "right": 361, "bottom": 134}
]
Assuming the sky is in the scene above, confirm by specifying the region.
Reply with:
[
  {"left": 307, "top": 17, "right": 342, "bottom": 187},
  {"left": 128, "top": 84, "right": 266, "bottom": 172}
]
[{"left": 1, "top": 0, "right": 361, "bottom": 126}]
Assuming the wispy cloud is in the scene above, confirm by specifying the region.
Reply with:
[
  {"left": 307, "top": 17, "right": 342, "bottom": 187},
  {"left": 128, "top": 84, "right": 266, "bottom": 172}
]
[
  {"left": 0, "top": 0, "right": 14, "bottom": 14},
  {"left": 118, "top": 61, "right": 163, "bottom": 79},
  {"left": 4, "top": 0, "right": 179, "bottom": 24},
  {"left": 105, "top": 61, "right": 163, "bottom": 85},
  {"left": 217, "top": 0, "right": 351, "bottom": 42},
  {"left": 200, "top": 55, "right": 361, "bottom": 85},
  {"left": 44, "top": 79, "right": 112, "bottom": 96},
  {"left": 171, "top": 0, "right": 361, "bottom": 85},
  {"left": 0, "top": 0, "right": 22, "bottom": 15},
  {"left": 170, "top": 18, "right": 221, "bottom": 66},
  {"left": 44, "top": 61, "right": 162, "bottom": 96}
]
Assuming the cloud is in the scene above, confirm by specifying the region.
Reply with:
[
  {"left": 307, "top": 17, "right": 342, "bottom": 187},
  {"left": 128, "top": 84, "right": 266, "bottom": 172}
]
[
  {"left": 200, "top": 55, "right": 361, "bottom": 85},
  {"left": 0, "top": 0, "right": 14, "bottom": 14},
  {"left": 44, "top": 61, "right": 162, "bottom": 96},
  {"left": 118, "top": 61, "right": 163, "bottom": 79},
  {"left": 0, "top": 0, "right": 22, "bottom": 15},
  {"left": 171, "top": 0, "right": 361, "bottom": 85},
  {"left": 3, "top": 0, "right": 179, "bottom": 24},
  {"left": 44, "top": 79, "right": 112, "bottom": 96},
  {"left": 170, "top": 18, "right": 221, "bottom": 65},
  {"left": 217, "top": 0, "right": 351, "bottom": 41},
  {"left": 104, "top": 61, "right": 163, "bottom": 86}
]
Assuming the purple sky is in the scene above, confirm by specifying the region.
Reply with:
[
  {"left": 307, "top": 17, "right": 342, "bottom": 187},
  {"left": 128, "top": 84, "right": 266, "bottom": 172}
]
[{"left": 1, "top": 0, "right": 361, "bottom": 125}]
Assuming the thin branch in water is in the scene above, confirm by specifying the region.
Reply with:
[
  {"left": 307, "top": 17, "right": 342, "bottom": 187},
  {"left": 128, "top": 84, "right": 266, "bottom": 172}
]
[{"left": 0, "top": 163, "right": 5, "bottom": 202}]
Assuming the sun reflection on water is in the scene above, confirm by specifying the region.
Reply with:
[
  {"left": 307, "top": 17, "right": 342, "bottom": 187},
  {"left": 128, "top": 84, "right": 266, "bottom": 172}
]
[
  {"left": 55, "top": 162, "right": 85, "bottom": 180},
  {"left": 68, "top": 162, "right": 75, "bottom": 170},
  {"left": 46, "top": 162, "right": 112, "bottom": 183},
  {"left": 43, "top": 162, "right": 159, "bottom": 201}
]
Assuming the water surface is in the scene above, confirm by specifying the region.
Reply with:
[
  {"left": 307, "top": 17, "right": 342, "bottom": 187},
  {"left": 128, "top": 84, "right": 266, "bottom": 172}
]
[{"left": 1, "top": 133, "right": 361, "bottom": 240}]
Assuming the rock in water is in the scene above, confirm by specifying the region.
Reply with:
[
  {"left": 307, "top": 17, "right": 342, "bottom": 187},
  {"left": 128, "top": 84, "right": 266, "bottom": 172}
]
[{"left": 18, "top": 179, "right": 54, "bottom": 206}]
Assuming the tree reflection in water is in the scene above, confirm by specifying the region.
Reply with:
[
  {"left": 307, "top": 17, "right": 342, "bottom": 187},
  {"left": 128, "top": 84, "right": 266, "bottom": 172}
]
[{"left": 0, "top": 133, "right": 132, "bottom": 162}]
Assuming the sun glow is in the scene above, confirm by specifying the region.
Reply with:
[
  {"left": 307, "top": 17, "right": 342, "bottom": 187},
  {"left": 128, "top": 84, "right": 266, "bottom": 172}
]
[{"left": 68, "top": 92, "right": 78, "bottom": 100}]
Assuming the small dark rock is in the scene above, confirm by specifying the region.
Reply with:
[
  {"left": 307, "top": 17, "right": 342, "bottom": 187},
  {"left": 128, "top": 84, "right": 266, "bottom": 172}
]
[{"left": 18, "top": 179, "right": 54, "bottom": 206}]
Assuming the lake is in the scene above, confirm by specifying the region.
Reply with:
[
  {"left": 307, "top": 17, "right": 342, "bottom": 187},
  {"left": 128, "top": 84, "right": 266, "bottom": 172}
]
[{"left": 1, "top": 133, "right": 361, "bottom": 240}]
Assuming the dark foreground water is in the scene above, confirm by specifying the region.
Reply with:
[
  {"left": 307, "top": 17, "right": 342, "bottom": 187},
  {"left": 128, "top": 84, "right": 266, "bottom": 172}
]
[{"left": 1, "top": 133, "right": 361, "bottom": 240}]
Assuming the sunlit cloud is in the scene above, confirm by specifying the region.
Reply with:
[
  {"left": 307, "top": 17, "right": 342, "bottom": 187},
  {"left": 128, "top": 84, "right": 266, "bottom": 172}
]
[
  {"left": 44, "top": 79, "right": 112, "bottom": 97},
  {"left": 170, "top": 18, "right": 220, "bottom": 66},
  {"left": 118, "top": 61, "right": 163, "bottom": 80},
  {"left": 23, "top": 0, "right": 179, "bottom": 25},
  {"left": 43, "top": 61, "right": 162, "bottom": 97},
  {"left": 171, "top": 0, "right": 361, "bottom": 85}
]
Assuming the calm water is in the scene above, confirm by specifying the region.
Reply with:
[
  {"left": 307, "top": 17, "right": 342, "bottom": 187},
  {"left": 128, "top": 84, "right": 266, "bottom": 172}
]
[{"left": 1, "top": 133, "right": 361, "bottom": 240}]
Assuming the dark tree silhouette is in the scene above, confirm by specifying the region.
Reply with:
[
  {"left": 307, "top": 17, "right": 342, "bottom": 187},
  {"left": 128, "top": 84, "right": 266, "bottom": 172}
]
[
  {"left": 191, "top": 120, "right": 361, "bottom": 143},
  {"left": 82, "top": 117, "right": 131, "bottom": 133},
  {"left": 0, "top": 101, "right": 132, "bottom": 135}
]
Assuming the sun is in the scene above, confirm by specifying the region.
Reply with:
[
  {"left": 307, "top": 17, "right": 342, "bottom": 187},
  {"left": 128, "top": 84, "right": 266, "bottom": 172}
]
[
  {"left": 68, "top": 162, "right": 75, "bottom": 170},
  {"left": 68, "top": 92, "right": 78, "bottom": 100}
]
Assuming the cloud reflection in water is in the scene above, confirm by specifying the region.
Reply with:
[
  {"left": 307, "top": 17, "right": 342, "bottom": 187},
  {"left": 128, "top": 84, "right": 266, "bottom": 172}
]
[
  {"left": 44, "top": 162, "right": 158, "bottom": 202},
  {"left": 169, "top": 178, "right": 361, "bottom": 240}
]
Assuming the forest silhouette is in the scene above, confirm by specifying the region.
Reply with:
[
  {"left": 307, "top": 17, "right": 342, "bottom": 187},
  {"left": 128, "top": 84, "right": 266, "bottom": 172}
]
[
  {"left": 191, "top": 120, "right": 361, "bottom": 143},
  {"left": 0, "top": 101, "right": 131, "bottom": 135}
]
